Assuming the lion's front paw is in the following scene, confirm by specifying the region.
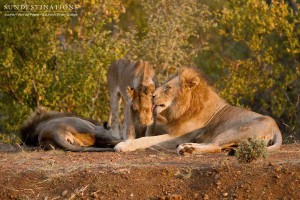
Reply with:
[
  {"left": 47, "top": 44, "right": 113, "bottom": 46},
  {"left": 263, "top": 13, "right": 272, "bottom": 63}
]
[
  {"left": 177, "top": 143, "right": 195, "bottom": 155},
  {"left": 114, "top": 140, "right": 136, "bottom": 152}
]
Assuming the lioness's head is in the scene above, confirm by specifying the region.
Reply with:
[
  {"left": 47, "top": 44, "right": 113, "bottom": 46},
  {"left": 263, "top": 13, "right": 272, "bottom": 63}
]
[
  {"left": 127, "top": 85, "right": 155, "bottom": 126},
  {"left": 153, "top": 68, "right": 209, "bottom": 121}
]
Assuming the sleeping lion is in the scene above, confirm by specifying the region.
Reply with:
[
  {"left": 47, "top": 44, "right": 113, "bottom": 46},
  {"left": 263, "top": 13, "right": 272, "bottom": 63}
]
[
  {"left": 20, "top": 107, "right": 121, "bottom": 151},
  {"left": 114, "top": 67, "right": 282, "bottom": 154}
]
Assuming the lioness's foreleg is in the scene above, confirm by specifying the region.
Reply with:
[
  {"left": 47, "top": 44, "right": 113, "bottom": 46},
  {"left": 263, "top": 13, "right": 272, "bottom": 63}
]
[
  {"left": 145, "top": 124, "right": 156, "bottom": 137},
  {"left": 145, "top": 113, "right": 156, "bottom": 137},
  {"left": 109, "top": 91, "right": 121, "bottom": 139},
  {"left": 123, "top": 104, "right": 135, "bottom": 140}
]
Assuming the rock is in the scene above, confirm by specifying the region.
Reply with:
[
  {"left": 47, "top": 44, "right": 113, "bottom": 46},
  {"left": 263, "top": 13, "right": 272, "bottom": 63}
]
[
  {"left": 203, "top": 194, "right": 209, "bottom": 200},
  {"left": 275, "top": 166, "right": 282, "bottom": 172},
  {"left": 214, "top": 174, "right": 220, "bottom": 180},
  {"left": 91, "top": 193, "right": 99, "bottom": 199},
  {"left": 275, "top": 174, "right": 281, "bottom": 179},
  {"left": 61, "top": 190, "right": 68, "bottom": 196},
  {"left": 222, "top": 192, "right": 228, "bottom": 197}
]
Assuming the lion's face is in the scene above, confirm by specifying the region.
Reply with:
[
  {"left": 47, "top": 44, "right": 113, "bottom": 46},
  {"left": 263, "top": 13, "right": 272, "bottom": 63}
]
[
  {"left": 152, "top": 77, "right": 181, "bottom": 114},
  {"left": 153, "top": 68, "right": 201, "bottom": 119},
  {"left": 128, "top": 86, "right": 154, "bottom": 126}
]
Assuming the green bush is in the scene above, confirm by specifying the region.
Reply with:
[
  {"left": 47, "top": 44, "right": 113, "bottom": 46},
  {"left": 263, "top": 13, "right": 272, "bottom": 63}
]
[
  {"left": 235, "top": 139, "right": 268, "bottom": 164},
  {"left": 0, "top": 133, "right": 21, "bottom": 144},
  {"left": 0, "top": 0, "right": 126, "bottom": 133},
  {"left": 119, "top": 0, "right": 212, "bottom": 81}
]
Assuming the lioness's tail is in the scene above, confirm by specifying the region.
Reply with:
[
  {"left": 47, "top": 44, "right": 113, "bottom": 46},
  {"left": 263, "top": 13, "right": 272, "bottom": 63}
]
[
  {"left": 52, "top": 134, "right": 115, "bottom": 152},
  {"left": 267, "top": 130, "right": 282, "bottom": 152}
]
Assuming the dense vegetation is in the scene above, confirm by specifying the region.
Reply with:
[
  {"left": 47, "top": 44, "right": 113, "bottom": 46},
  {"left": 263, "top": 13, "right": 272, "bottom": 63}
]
[{"left": 0, "top": 0, "right": 299, "bottom": 142}]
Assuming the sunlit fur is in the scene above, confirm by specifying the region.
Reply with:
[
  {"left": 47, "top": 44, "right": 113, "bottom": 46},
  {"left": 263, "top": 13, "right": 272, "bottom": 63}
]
[
  {"left": 107, "top": 59, "right": 157, "bottom": 139},
  {"left": 115, "top": 67, "right": 282, "bottom": 154}
]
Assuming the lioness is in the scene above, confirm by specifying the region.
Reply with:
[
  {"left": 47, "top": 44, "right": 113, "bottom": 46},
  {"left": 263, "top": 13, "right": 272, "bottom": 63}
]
[
  {"left": 107, "top": 59, "right": 157, "bottom": 140},
  {"left": 114, "top": 67, "right": 282, "bottom": 154},
  {"left": 20, "top": 107, "right": 121, "bottom": 151}
]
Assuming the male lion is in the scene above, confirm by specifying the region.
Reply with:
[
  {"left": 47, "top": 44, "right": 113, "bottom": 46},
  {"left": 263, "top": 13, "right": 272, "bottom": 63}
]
[
  {"left": 107, "top": 59, "right": 157, "bottom": 140},
  {"left": 20, "top": 107, "right": 121, "bottom": 152},
  {"left": 114, "top": 67, "right": 282, "bottom": 154}
]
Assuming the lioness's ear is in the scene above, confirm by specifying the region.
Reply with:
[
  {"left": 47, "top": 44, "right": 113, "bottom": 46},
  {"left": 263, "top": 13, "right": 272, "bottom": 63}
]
[{"left": 127, "top": 86, "right": 135, "bottom": 99}]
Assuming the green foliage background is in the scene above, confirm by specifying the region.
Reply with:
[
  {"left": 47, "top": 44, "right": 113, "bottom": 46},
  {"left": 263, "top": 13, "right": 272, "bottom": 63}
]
[{"left": 0, "top": 0, "right": 299, "bottom": 142}]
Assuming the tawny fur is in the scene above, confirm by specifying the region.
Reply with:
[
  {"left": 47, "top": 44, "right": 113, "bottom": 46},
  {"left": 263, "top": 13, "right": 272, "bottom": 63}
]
[
  {"left": 20, "top": 107, "right": 121, "bottom": 152},
  {"left": 114, "top": 67, "right": 282, "bottom": 154},
  {"left": 107, "top": 59, "right": 158, "bottom": 140}
]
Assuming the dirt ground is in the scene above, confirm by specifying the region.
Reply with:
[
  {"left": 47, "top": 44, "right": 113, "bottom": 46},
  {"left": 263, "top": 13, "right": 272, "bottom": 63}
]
[{"left": 0, "top": 143, "right": 299, "bottom": 200}]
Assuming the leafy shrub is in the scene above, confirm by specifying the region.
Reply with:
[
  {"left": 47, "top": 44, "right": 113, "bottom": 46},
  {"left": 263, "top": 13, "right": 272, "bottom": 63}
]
[
  {"left": 0, "top": 133, "right": 21, "bottom": 144},
  {"left": 235, "top": 139, "right": 268, "bottom": 164},
  {"left": 0, "top": 0, "right": 126, "bottom": 133},
  {"left": 119, "top": 0, "right": 212, "bottom": 80}
]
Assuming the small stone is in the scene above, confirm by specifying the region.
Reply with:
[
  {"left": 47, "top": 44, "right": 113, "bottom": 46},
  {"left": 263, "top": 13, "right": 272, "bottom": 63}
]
[
  {"left": 214, "top": 174, "right": 220, "bottom": 180},
  {"left": 275, "top": 166, "right": 282, "bottom": 172},
  {"left": 61, "top": 190, "right": 68, "bottom": 196},
  {"left": 92, "top": 193, "right": 99, "bottom": 199},
  {"left": 222, "top": 192, "right": 228, "bottom": 197},
  {"left": 130, "top": 193, "right": 134, "bottom": 197},
  {"left": 203, "top": 194, "right": 209, "bottom": 200}
]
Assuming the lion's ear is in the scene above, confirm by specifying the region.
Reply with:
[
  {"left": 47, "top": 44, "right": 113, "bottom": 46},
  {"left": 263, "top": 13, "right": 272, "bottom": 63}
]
[
  {"left": 127, "top": 86, "right": 135, "bottom": 99},
  {"left": 182, "top": 76, "right": 200, "bottom": 90}
]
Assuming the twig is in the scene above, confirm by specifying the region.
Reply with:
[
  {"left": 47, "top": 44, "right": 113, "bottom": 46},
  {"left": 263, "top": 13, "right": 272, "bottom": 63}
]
[
  {"left": 31, "top": 80, "right": 40, "bottom": 107},
  {"left": 6, "top": 74, "right": 23, "bottom": 104},
  {"left": 68, "top": 185, "right": 89, "bottom": 200}
]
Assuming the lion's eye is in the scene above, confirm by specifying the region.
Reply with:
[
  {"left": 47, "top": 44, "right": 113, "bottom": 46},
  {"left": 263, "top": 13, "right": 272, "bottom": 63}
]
[{"left": 164, "top": 85, "right": 171, "bottom": 91}]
